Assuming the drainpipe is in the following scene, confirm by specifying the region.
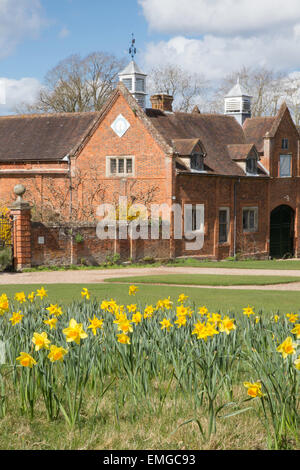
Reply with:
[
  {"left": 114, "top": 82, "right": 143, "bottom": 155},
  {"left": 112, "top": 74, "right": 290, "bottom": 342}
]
[
  {"left": 66, "top": 154, "right": 74, "bottom": 265},
  {"left": 233, "top": 179, "right": 240, "bottom": 257}
]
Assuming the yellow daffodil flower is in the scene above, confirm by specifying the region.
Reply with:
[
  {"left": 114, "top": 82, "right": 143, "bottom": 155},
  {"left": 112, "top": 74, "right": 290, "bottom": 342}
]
[
  {"left": 276, "top": 337, "right": 297, "bottom": 359},
  {"left": 32, "top": 332, "right": 51, "bottom": 351},
  {"left": 63, "top": 319, "right": 88, "bottom": 345},
  {"left": 144, "top": 305, "right": 154, "bottom": 319},
  {"left": 48, "top": 345, "right": 68, "bottom": 362},
  {"left": 198, "top": 306, "right": 208, "bottom": 316},
  {"left": 243, "top": 305, "right": 255, "bottom": 317},
  {"left": 0, "top": 293, "right": 9, "bottom": 315},
  {"left": 286, "top": 313, "right": 299, "bottom": 324},
  {"left": 117, "top": 333, "right": 131, "bottom": 344},
  {"left": 160, "top": 318, "right": 173, "bottom": 331},
  {"left": 28, "top": 292, "right": 35, "bottom": 303},
  {"left": 81, "top": 288, "right": 90, "bottom": 300},
  {"left": 174, "top": 316, "right": 187, "bottom": 328},
  {"left": 294, "top": 356, "right": 300, "bottom": 371},
  {"left": 36, "top": 287, "right": 48, "bottom": 300},
  {"left": 44, "top": 317, "right": 58, "bottom": 330},
  {"left": 291, "top": 323, "right": 300, "bottom": 339},
  {"left": 243, "top": 381, "right": 264, "bottom": 398},
  {"left": 131, "top": 312, "right": 142, "bottom": 324},
  {"left": 219, "top": 316, "right": 236, "bottom": 335},
  {"left": 87, "top": 316, "right": 104, "bottom": 335},
  {"left": 178, "top": 293, "right": 188, "bottom": 303},
  {"left": 9, "top": 311, "right": 24, "bottom": 326},
  {"left": 16, "top": 352, "right": 37, "bottom": 368},
  {"left": 15, "top": 292, "right": 26, "bottom": 304},
  {"left": 129, "top": 285, "right": 138, "bottom": 296}
]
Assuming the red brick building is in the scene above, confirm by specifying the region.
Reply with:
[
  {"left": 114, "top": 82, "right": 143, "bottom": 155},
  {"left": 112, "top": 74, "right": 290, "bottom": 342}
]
[{"left": 1, "top": 60, "right": 300, "bottom": 264}]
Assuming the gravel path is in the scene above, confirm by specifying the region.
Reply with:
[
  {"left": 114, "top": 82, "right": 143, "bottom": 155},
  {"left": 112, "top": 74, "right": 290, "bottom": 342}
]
[{"left": 2, "top": 265, "right": 300, "bottom": 290}]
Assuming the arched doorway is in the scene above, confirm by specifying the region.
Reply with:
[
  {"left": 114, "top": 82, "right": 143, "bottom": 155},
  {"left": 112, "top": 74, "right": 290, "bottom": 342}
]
[{"left": 270, "top": 205, "right": 295, "bottom": 258}]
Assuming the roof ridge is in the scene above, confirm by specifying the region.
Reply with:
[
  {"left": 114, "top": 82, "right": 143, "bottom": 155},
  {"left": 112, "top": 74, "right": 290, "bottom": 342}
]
[{"left": 0, "top": 111, "right": 101, "bottom": 120}]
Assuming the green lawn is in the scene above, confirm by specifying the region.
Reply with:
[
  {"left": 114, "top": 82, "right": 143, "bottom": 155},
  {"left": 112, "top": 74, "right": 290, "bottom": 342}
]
[
  {"left": 105, "top": 273, "right": 300, "bottom": 286},
  {"left": 3, "top": 282, "right": 300, "bottom": 313}
]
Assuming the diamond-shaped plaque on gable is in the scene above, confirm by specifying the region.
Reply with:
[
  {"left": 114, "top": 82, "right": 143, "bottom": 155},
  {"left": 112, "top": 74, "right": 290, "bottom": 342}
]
[{"left": 111, "top": 114, "right": 130, "bottom": 138}]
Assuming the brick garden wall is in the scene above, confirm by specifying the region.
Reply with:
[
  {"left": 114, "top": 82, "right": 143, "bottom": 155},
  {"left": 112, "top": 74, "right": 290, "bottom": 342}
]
[{"left": 31, "top": 223, "right": 172, "bottom": 267}]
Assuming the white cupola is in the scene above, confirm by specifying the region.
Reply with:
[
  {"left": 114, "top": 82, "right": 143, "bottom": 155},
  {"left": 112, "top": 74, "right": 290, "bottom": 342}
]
[
  {"left": 224, "top": 77, "right": 252, "bottom": 125},
  {"left": 119, "top": 60, "right": 147, "bottom": 109}
]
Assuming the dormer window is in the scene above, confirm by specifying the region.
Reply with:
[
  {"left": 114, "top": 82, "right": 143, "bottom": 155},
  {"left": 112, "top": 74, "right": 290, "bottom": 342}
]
[
  {"left": 191, "top": 153, "right": 204, "bottom": 171},
  {"left": 246, "top": 157, "right": 257, "bottom": 175}
]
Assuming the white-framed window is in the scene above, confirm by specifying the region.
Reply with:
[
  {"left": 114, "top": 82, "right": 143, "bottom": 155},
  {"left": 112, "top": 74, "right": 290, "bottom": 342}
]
[
  {"left": 219, "top": 207, "right": 230, "bottom": 243},
  {"left": 243, "top": 207, "right": 258, "bottom": 232},
  {"left": 279, "top": 155, "right": 292, "bottom": 177},
  {"left": 106, "top": 156, "right": 134, "bottom": 177}
]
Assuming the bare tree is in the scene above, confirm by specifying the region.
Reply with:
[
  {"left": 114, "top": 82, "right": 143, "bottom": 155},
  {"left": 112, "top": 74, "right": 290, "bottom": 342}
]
[
  {"left": 24, "top": 161, "right": 107, "bottom": 225},
  {"left": 207, "top": 66, "right": 285, "bottom": 117},
  {"left": 148, "top": 63, "right": 208, "bottom": 112},
  {"left": 280, "top": 73, "right": 300, "bottom": 126},
  {"left": 18, "top": 52, "right": 126, "bottom": 114}
]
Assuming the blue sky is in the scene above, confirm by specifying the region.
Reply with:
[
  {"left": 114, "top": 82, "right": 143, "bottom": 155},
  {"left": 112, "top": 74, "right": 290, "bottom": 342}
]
[
  {"left": 0, "top": 0, "right": 161, "bottom": 81},
  {"left": 1, "top": 0, "right": 300, "bottom": 114}
]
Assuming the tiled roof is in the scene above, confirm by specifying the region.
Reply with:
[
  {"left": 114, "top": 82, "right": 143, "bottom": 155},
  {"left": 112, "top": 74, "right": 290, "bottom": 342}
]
[
  {"left": 146, "top": 109, "right": 246, "bottom": 176},
  {"left": 227, "top": 143, "right": 257, "bottom": 161},
  {"left": 0, "top": 112, "right": 101, "bottom": 161},
  {"left": 243, "top": 116, "right": 275, "bottom": 152}
]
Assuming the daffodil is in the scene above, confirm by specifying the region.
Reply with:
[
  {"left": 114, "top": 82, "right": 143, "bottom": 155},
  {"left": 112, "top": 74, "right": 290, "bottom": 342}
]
[
  {"left": 48, "top": 345, "right": 68, "bottom": 362},
  {"left": 16, "top": 352, "right": 37, "bottom": 368},
  {"left": 127, "top": 304, "right": 137, "bottom": 313},
  {"left": 0, "top": 293, "right": 9, "bottom": 315},
  {"left": 32, "top": 332, "right": 51, "bottom": 351},
  {"left": 28, "top": 292, "right": 35, "bottom": 303},
  {"left": 219, "top": 316, "right": 236, "bottom": 335},
  {"left": 87, "top": 316, "right": 104, "bottom": 335},
  {"left": 286, "top": 313, "right": 299, "bottom": 324},
  {"left": 44, "top": 317, "right": 58, "bottom": 330},
  {"left": 131, "top": 312, "right": 142, "bottom": 324},
  {"left": 178, "top": 293, "right": 188, "bottom": 303},
  {"left": 129, "top": 285, "right": 138, "bottom": 296},
  {"left": 291, "top": 323, "right": 300, "bottom": 339},
  {"left": 163, "top": 297, "right": 173, "bottom": 310},
  {"left": 36, "top": 287, "right": 48, "bottom": 300},
  {"left": 144, "top": 305, "right": 154, "bottom": 319},
  {"left": 9, "top": 311, "right": 24, "bottom": 326},
  {"left": 15, "top": 292, "right": 26, "bottom": 304},
  {"left": 160, "top": 318, "right": 173, "bottom": 331},
  {"left": 243, "top": 305, "right": 255, "bottom": 318},
  {"left": 176, "top": 305, "right": 188, "bottom": 317},
  {"left": 81, "top": 288, "right": 90, "bottom": 300},
  {"left": 294, "top": 356, "right": 300, "bottom": 371},
  {"left": 273, "top": 315, "right": 279, "bottom": 323},
  {"left": 117, "top": 333, "right": 131, "bottom": 344},
  {"left": 198, "top": 306, "right": 208, "bottom": 316},
  {"left": 63, "top": 319, "right": 88, "bottom": 345},
  {"left": 276, "top": 337, "right": 297, "bottom": 359},
  {"left": 243, "top": 381, "right": 264, "bottom": 398},
  {"left": 174, "top": 316, "right": 187, "bottom": 328}
]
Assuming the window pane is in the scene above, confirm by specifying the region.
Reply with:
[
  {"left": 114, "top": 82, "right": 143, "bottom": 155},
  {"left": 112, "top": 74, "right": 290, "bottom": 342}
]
[
  {"left": 110, "top": 158, "right": 117, "bottom": 174},
  {"left": 249, "top": 210, "right": 255, "bottom": 229},
  {"left": 282, "top": 139, "right": 288, "bottom": 149},
  {"left": 122, "top": 78, "right": 132, "bottom": 91},
  {"left": 136, "top": 78, "right": 144, "bottom": 92},
  {"left": 118, "top": 158, "right": 124, "bottom": 174},
  {"left": 126, "top": 158, "right": 133, "bottom": 174},
  {"left": 280, "top": 155, "right": 291, "bottom": 177},
  {"left": 243, "top": 210, "right": 248, "bottom": 230}
]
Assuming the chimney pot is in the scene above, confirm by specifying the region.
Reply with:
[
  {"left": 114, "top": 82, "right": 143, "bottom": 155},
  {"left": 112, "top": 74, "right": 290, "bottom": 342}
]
[{"left": 150, "top": 94, "right": 173, "bottom": 112}]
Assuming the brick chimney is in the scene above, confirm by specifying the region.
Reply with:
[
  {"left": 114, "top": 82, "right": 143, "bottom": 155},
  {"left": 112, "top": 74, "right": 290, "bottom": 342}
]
[{"left": 150, "top": 94, "right": 173, "bottom": 112}]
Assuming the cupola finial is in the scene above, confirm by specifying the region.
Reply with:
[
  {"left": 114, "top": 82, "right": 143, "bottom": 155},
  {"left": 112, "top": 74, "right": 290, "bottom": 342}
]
[{"left": 129, "top": 33, "right": 136, "bottom": 60}]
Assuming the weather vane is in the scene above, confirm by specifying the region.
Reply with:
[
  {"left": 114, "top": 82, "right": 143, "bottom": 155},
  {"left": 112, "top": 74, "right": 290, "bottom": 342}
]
[{"left": 129, "top": 33, "right": 136, "bottom": 60}]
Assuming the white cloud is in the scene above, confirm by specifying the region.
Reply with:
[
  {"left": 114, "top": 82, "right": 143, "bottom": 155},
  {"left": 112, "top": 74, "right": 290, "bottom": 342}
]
[
  {"left": 59, "top": 27, "right": 70, "bottom": 39},
  {"left": 0, "top": 0, "right": 45, "bottom": 59},
  {"left": 139, "top": 0, "right": 300, "bottom": 36},
  {"left": 143, "top": 33, "right": 300, "bottom": 81},
  {"left": 0, "top": 77, "right": 42, "bottom": 115}
]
